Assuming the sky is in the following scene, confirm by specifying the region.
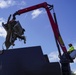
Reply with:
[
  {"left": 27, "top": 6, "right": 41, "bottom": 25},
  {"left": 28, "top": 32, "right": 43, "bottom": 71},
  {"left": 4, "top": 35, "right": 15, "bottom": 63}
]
[{"left": 0, "top": 0, "right": 76, "bottom": 73}]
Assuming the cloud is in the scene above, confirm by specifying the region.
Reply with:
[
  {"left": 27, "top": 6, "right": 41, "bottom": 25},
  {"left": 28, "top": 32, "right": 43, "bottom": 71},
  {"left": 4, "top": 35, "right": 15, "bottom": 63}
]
[
  {"left": 74, "top": 70, "right": 76, "bottom": 74},
  {"left": 0, "top": 0, "right": 26, "bottom": 9},
  {"left": 74, "top": 58, "right": 76, "bottom": 63},
  {"left": 31, "top": 9, "right": 43, "bottom": 19},
  {"left": 48, "top": 51, "right": 59, "bottom": 62},
  {"left": 0, "top": 18, "right": 7, "bottom": 38},
  {"left": 17, "top": 1, "right": 26, "bottom": 6},
  {"left": 72, "top": 69, "right": 76, "bottom": 74},
  {"left": 0, "top": 0, "right": 16, "bottom": 8}
]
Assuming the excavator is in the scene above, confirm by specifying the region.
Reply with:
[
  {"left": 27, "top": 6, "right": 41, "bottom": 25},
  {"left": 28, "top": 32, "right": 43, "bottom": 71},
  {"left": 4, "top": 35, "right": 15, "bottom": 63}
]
[
  {"left": 2, "top": 14, "right": 26, "bottom": 49},
  {"left": 2, "top": 2, "right": 76, "bottom": 75}
]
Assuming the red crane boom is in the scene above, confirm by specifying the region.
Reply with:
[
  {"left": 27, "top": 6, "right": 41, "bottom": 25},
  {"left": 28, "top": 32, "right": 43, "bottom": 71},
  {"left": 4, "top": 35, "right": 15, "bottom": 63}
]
[{"left": 13, "top": 2, "right": 67, "bottom": 53}]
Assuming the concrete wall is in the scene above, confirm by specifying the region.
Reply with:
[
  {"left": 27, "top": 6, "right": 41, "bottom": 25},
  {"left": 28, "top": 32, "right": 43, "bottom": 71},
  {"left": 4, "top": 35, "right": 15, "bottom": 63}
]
[{"left": 0, "top": 46, "right": 62, "bottom": 75}]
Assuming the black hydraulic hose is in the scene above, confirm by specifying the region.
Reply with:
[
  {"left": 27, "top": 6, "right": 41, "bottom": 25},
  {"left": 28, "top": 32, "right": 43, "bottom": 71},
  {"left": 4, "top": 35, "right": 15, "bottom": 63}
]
[{"left": 53, "top": 8, "right": 62, "bottom": 57}]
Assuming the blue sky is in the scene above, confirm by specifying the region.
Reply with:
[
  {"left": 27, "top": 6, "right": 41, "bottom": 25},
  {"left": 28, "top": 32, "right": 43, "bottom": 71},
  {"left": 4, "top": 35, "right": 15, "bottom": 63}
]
[{"left": 0, "top": 0, "right": 76, "bottom": 73}]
